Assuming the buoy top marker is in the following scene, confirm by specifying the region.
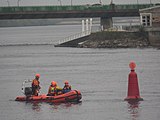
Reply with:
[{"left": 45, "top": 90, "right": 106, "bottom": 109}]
[{"left": 129, "top": 61, "right": 136, "bottom": 70}]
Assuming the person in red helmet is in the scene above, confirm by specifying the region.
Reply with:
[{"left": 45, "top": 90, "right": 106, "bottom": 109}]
[
  {"left": 32, "top": 74, "right": 41, "bottom": 96},
  {"left": 47, "top": 81, "right": 62, "bottom": 96},
  {"left": 63, "top": 80, "right": 71, "bottom": 93},
  {"left": 47, "top": 81, "right": 56, "bottom": 96}
]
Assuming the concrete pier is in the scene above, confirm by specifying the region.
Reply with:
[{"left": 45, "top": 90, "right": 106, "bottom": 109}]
[
  {"left": 147, "top": 28, "right": 160, "bottom": 47},
  {"left": 100, "top": 17, "right": 113, "bottom": 30}
]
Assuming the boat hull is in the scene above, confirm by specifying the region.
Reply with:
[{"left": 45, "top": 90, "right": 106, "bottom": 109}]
[{"left": 15, "top": 90, "right": 82, "bottom": 103}]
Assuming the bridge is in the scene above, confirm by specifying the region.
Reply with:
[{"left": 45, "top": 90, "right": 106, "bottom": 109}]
[{"left": 0, "top": 4, "right": 154, "bottom": 29}]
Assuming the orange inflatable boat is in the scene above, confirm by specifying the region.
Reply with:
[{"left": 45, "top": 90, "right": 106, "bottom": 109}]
[
  {"left": 15, "top": 80, "right": 82, "bottom": 103},
  {"left": 15, "top": 90, "right": 82, "bottom": 103}
]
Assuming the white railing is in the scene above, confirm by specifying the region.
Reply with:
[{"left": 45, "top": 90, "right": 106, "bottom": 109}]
[
  {"left": 55, "top": 30, "right": 91, "bottom": 46},
  {"left": 54, "top": 25, "right": 105, "bottom": 46}
]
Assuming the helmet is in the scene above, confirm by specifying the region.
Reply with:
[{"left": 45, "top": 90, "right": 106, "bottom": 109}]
[
  {"left": 64, "top": 80, "right": 69, "bottom": 84},
  {"left": 51, "top": 81, "right": 57, "bottom": 86},
  {"left": 35, "top": 74, "right": 40, "bottom": 78},
  {"left": 51, "top": 81, "right": 55, "bottom": 85}
]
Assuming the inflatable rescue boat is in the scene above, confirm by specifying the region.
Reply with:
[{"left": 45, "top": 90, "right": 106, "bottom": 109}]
[
  {"left": 15, "top": 90, "right": 82, "bottom": 103},
  {"left": 15, "top": 80, "right": 82, "bottom": 103}
]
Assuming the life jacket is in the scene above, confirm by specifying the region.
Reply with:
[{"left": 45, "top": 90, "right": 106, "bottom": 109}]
[
  {"left": 48, "top": 86, "right": 54, "bottom": 94},
  {"left": 32, "top": 79, "right": 39, "bottom": 86},
  {"left": 48, "top": 86, "right": 62, "bottom": 96},
  {"left": 51, "top": 87, "right": 54, "bottom": 92},
  {"left": 63, "top": 85, "right": 71, "bottom": 90}
]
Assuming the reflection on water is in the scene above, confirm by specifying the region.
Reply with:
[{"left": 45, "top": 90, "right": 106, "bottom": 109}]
[
  {"left": 49, "top": 102, "right": 82, "bottom": 110},
  {"left": 26, "top": 101, "right": 82, "bottom": 112},
  {"left": 127, "top": 100, "right": 141, "bottom": 120},
  {"left": 26, "top": 102, "right": 42, "bottom": 112}
]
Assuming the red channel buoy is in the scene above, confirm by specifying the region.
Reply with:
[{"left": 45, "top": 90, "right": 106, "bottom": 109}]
[{"left": 125, "top": 61, "right": 143, "bottom": 101}]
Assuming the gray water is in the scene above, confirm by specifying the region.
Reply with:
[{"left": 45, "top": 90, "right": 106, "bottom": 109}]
[{"left": 0, "top": 25, "right": 160, "bottom": 120}]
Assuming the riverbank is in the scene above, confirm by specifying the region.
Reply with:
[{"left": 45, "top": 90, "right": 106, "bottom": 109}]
[{"left": 78, "top": 31, "right": 150, "bottom": 48}]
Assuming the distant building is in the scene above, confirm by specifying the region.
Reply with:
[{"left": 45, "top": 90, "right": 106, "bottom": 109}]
[
  {"left": 139, "top": 6, "right": 160, "bottom": 27},
  {"left": 139, "top": 6, "right": 160, "bottom": 47}
]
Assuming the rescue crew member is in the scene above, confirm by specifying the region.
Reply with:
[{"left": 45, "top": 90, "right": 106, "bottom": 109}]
[
  {"left": 63, "top": 80, "right": 71, "bottom": 93},
  {"left": 47, "top": 81, "right": 56, "bottom": 96},
  {"left": 47, "top": 81, "right": 62, "bottom": 96},
  {"left": 32, "top": 74, "right": 41, "bottom": 96}
]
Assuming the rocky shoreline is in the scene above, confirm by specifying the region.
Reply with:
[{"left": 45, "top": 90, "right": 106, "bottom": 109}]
[{"left": 79, "top": 31, "right": 150, "bottom": 48}]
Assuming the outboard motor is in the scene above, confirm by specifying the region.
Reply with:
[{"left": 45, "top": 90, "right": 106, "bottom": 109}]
[
  {"left": 24, "top": 87, "right": 32, "bottom": 96},
  {"left": 22, "top": 80, "right": 32, "bottom": 96}
]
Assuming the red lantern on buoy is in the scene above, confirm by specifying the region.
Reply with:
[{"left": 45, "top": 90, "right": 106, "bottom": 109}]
[
  {"left": 129, "top": 61, "right": 136, "bottom": 70},
  {"left": 125, "top": 61, "right": 143, "bottom": 101}
]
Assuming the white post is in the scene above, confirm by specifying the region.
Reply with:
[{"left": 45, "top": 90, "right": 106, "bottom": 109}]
[
  {"left": 101, "top": 25, "right": 104, "bottom": 31},
  {"left": 89, "top": 18, "right": 92, "bottom": 34},
  {"left": 82, "top": 20, "right": 85, "bottom": 36},
  {"left": 86, "top": 19, "right": 89, "bottom": 35},
  {"left": 120, "top": 25, "right": 122, "bottom": 31}
]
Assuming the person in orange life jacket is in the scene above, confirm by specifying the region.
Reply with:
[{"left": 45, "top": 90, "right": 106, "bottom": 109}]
[
  {"left": 63, "top": 80, "right": 71, "bottom": 93},
  {"left": 32, "top": 74, "right": 41, "bottom": 96},
  {"left": 47, "top": 81, "right": 56, "bottom": 96},
  {"left": 47, "top": 81, "right": 62, "bottom": 96}
]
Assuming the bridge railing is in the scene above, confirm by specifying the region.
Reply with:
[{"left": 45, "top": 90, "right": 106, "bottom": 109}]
[
  {"left": 0, "top": 4, "right": 155, "bottom": 13},
  {"left": 115, "top": 4, "right": 154, "bottom": 9}
]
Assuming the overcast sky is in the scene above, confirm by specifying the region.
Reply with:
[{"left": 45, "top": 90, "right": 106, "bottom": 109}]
[{"left": 0, "top": 0, "right": 159, "bottom": 7}]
